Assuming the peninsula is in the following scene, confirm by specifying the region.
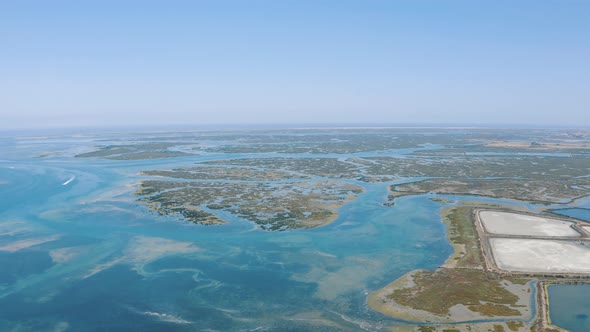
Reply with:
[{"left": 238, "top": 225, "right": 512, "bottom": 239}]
[{"left": 369, "top": 204, "right": 590, "bottom": 331}]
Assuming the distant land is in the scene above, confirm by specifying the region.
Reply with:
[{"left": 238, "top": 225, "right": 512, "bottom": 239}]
[{"left": 1, "top": 126, "right": 589, "bottom": 331}]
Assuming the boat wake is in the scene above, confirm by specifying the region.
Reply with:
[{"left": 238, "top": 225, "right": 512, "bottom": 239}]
[{"left": 62, "top": 176, "right": 76, "bottom": 186}]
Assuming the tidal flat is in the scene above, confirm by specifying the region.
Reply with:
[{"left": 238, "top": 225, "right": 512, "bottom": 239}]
[{"left": 1, "top": 128, "right": 590, "bottom": 331}]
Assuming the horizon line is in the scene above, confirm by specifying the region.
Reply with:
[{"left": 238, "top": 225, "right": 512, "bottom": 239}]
[{"left": 1, "top": 122, "right": 589, "bottom": 138}]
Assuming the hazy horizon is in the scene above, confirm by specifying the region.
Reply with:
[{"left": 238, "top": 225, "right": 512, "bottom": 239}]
[
  {"left": 3, "top": 122, "right": 589, "bottom": 139},
  {"left": 1, "top": 1, "right": 589, "bottom": 129}
]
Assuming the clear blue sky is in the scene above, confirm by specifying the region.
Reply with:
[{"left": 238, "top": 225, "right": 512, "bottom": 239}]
[{"left": 0, "top": 0, "right": 588, "bottom": 129}]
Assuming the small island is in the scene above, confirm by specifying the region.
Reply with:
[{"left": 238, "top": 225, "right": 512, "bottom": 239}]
[{"left": 135, "top": 165, "right": 364, "bottom": 230}]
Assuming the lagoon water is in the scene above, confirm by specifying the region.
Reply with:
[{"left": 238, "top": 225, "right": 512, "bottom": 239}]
[
  {"left": 550, "top": 208, "right": 590, "bottom": 222},
  {"left": 548, "top": 284, "right": 590, "bottom": 332},
  {"left": 0, "top": 132, "right": 588, "bottom": 331},
  {"left": 0, "top": 134, "right": 452, "bottom": 331}
]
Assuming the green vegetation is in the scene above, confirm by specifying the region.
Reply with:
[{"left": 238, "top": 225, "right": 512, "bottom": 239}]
[
  {"left": 389, "top": 178, "right": 590, "bottom": 205},
  {"left": 492, "top": 325, "right": 506, "bottom": 332},
  {"left": 77, "top": 130, "right": 590, "bottom": 210},
  {"left": 369, "top": 154, "right": 590, "bottom": 179},
  {"left": 199, "top": 130, "right": 472, "bottom": 154},
  {"left": 505, "top": 277, "right": 532, "bottom": 285},
  {"left": 506, "top": 321, "right": 524, "bottom": 331},
  {"left": 390, "top": 268, "right": 519, "bottom": 315},
  {"left": 384, "top": 206, "right": 531, "bottom": 318},
  {"left": 71, "top": 129, "right": 590, "bottom": 330},
  {"left": 141, "top": 166, "right": 305, "bottom": 181},
  {"left": 418, "top": 326, "right": 436, "bottom": 332},
  {"left": 76, "top": 143, "right": 192, "bottom": 160},
  {"left": 444, "top": 207, "right": 483, "bottom": 268},
  {"left": 136, "top": 178, "right": 363, "bottom": 230},
  {"left": 81, "top": 129, "right": 590, "bottom": 237},
  {"left": 203, "top": 157, "right": 369, "bottom": 181}
]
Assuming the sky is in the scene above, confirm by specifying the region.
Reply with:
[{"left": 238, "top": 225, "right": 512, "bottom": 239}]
[{"left": 0, "top": 0, "right": 589, "bottom": 129}]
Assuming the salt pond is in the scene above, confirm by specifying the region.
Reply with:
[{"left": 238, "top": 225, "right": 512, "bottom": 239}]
[
  {"left": 490, "top": 238, "right": 590, "bottom": 273},
  {"left": 479, "top": 210, "right": 580, "bottom": 237}
]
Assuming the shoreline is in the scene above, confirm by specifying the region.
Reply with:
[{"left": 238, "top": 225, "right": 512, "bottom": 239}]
[
  {"left": 367, "top": 270, "right": 450, "bottom": 323},
  {"left": 368, "top": 203, "right": 590, "bottom": 331},
  {"left": 531, "top": 281, "right": 578, "bottom": 332},
  {"left": 368, "top": 205, "right": 531, "bottom": 325}
]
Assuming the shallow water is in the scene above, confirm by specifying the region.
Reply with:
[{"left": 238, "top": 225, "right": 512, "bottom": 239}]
[
  {"left": 548, "top": 284, "right": 590, "bottom": 332},
  {"left": 0, "top": 132, "right": 587, "bottom": 331},
  {"left": 550, "top": 208, "right": 590, "bottom": 221},
  {"left": 0, "top": 134, "right": 454, "bottom": 331}
]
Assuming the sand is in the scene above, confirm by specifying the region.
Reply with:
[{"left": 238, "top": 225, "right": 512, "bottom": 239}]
[
  {"left": 0, "top": 235, "right": 60, "bottom": 252},
  {"left": 83, "top": 236, "right": 202, "bottom": 278}
]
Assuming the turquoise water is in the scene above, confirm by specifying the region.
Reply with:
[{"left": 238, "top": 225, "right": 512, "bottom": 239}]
[
  {"left": 539, "top": 202, "right": 590, "bottom": 331},
  {"left": 548, "top": 284, "right": 590, "bottom": 332},
  {"left": 0, "top": 133, "right": 587, "bottom": 331},
  {"left": 0, "top": 134, "right": 456, "bottom": 331}
]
